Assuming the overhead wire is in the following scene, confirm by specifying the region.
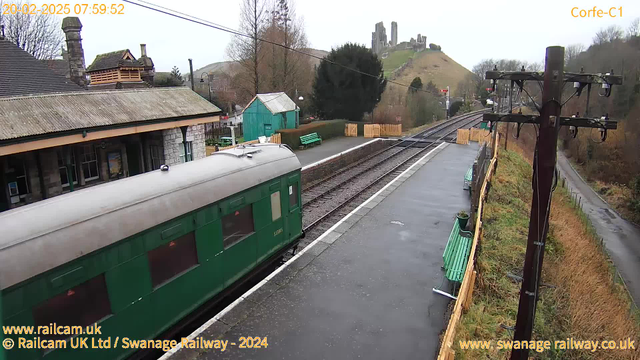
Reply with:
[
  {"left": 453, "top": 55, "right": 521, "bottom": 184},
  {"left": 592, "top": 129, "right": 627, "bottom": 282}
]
[{"left": 121, "top": 0, "right": 433, "bottom": 94}]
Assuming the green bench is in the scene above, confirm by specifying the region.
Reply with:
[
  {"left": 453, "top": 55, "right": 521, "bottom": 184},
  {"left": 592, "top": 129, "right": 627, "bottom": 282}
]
[
  {"left": 464, "top": 166, "right": 473, "bottom": 194},
  {"left": 299, "top": 132, "right": 322, "bottom": 148},
  {"left": 433, "top": 218, "right": 473, "bottom": 299}
]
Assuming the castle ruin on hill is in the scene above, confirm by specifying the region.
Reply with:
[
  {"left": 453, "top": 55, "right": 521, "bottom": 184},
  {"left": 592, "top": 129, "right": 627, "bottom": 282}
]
[{"left": 371, "top": 21, "right": 426, "bottom": 55}]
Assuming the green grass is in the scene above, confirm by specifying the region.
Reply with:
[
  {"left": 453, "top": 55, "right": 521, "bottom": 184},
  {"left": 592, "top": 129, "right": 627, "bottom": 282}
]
[
  {"left": 382, "top": 49, "right": 416, "bottom": 77},
  {"left": 453, "top": 148, "right": 640, "bottom": 359},
  {"left": 454, "top": 150, "right": 568, "bottom": 359}
]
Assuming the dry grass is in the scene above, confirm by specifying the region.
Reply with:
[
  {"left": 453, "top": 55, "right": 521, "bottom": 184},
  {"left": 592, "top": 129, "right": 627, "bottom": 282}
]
[
  {"left": 387, "top": 51, "right": 472, "bottom": 95},
  {"left": 454, "top": 142, "right": 640, "bottom": 360}
]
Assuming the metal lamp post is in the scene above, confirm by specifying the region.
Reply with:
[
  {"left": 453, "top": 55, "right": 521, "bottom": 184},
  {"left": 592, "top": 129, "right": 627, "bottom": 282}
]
[{"left": 199, "top": 72, "right": 212, "bottom": 103}]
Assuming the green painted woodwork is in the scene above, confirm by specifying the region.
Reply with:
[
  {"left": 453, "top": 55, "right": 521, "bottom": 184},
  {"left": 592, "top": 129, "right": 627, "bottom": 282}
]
[
  {"left": 1, "top": 170, "right": 302, "bottom": 360},
  {"left": 442, "top": 219, "right": 473, "bottom": 283},
  {"left": 299, "top": 133, "right": 322, "bottom": 146},
  {"left": 0, "top": 291, "right": 4, "bottom": 360},
  {"left": 243, "top": 99, "right": 298, "bottom": 141}
]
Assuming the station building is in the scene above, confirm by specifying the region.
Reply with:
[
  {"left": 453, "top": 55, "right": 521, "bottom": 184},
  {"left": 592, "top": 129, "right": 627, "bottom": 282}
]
[{"left": 0, "top": 19, "right": 221, "bottom": 212}]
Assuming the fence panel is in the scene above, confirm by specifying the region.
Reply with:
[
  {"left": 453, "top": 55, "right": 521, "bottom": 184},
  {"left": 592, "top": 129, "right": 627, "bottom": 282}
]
[
  {"left": 364, "top": 124, "right": 381, "bottom": 138},
  {"left": 345, "top": 123, "right": 358, "bottom": 137},
  {"left": 271, "top": 133, "right": 282, "bottom": 144},
  {"left": 456, "top": 129, "right": 470, "bottom": 144},
  {"left": 379, "top": 124, "right": 402, "bottom": 136}
]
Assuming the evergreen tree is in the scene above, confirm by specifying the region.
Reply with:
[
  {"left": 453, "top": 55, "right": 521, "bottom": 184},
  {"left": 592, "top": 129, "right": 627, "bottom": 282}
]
[{"left": 312, "top": 43, "right": 387, "bottom": 121}]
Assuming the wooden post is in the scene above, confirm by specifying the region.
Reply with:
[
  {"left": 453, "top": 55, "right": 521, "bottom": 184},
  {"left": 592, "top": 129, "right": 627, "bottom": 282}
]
[{"left": 463, "top": 270, "right": 477, "bottom": 312}]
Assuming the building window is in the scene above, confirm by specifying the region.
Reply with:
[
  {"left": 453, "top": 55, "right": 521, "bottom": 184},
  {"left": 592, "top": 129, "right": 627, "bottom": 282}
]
[
  {"left": 180, "top": 141, "right": 193, "bottom": 162},
  {"left": 289, "top": 183, "right": 298, "bottom": 208},
  {"left": 32, "top": 275, "right": 112, "bottom": 341},
  {"left": 271, "top": 192, "right": 281, "bottom": 221},
  {"left": 148, "top": 232, "right": 198, "bottom": 287},
  {"left": 79, "top": 145, "right": 100, "bottom": 181},
  {"left": 6, "top": 157, "right": 30, "bottom": 202},
  {"left": 150, "top": 145, "right": 164, "bottom": 170},
  {"left": 57, "top": 151, "right": 78, "bottom": 187},
  {"left": 222, "top": 205, "right": 254, "bottom": 249}
]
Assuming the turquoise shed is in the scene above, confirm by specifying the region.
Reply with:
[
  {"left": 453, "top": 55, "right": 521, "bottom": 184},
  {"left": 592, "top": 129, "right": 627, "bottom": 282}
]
[{"left": 242, "top": 92, "right": 299, "bottom": 141}]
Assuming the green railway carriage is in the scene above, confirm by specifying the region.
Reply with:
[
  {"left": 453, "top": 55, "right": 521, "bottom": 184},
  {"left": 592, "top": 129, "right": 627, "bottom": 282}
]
[{"left": 0, "top": 144, "right": 302, "bottom": 360}]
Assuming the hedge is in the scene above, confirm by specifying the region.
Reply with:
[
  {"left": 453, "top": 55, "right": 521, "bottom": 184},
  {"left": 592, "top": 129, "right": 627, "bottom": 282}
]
[{"left": 277, "top": 120, "right": 347, "bottom": 148}]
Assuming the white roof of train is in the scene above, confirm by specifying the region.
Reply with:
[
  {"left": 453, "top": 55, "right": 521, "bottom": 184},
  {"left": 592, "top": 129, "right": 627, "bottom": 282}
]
[{"left": 0, "top": 144, "right": 300, "bottom": 290}]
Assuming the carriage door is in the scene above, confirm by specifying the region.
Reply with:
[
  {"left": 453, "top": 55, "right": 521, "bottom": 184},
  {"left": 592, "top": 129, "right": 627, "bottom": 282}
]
[{"left": 287, "top": 175, "right": 302, "bottom": 241}]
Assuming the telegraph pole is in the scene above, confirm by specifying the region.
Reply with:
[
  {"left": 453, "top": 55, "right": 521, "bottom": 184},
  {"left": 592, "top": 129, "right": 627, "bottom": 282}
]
[
  {"left": 482, "top": 46, "right": 622, "bottom": 360},
  {"left": 510, "top": 46, "right": 564, "bottom": 360}
]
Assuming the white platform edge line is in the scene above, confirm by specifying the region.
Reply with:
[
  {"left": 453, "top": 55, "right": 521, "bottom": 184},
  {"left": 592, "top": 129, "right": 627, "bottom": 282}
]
[
  {"left": 301, "top": 138, "right": 380, "bottom": 171},
  {"left": 160, "top": 141, "right": 448, "bottom": 359}
]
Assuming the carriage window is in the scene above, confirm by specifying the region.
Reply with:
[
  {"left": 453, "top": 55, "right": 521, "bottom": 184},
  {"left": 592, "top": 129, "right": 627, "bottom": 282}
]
[
  {"left": 271, "top": 192, "right": 282, "bottom": 221},
  {"left": 33, "top": 275, "right": 111, "bottom": 340},
  {"left": 148, "top": 232, "right": 198, "bottom": 287},
  {"left": 289, "top": 183, "right": 298, "bottom": 208},
  {"left": 222, "top": 205, "right": 254, "bottom": 249}
]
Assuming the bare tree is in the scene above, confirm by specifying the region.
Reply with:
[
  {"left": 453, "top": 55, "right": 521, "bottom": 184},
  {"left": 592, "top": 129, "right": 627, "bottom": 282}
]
[
  {"left": 227, "top": 0, "right": 267, "bottom": 100},
  {"left": 0, "top": 0, "right": 64, "bottom": 60},
  {"left": 564, "top": 43, "right": 585, "bottom": 67},
  {"left": 627, "top": 18, "right": 640, "bottom": 39},
  {"left": 593, "top": 25, "right": 624, "bottom": 45}
]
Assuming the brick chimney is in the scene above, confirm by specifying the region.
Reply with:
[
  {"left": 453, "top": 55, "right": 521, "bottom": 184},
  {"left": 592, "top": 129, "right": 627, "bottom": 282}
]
[
  {"left": 61, "top": 17, "right": 87, "bottom": 88},
  {"left": 139, "top": 43, "right": 155, "bottom": 85}
]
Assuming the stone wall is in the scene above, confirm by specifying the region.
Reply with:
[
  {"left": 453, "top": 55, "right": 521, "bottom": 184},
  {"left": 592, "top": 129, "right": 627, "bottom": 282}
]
[
  {"left": 162, "top": 124, "right": 206, "bottom": 166},
  {"left": 301, "top": 139, "right": 393, "bottom": 188}
]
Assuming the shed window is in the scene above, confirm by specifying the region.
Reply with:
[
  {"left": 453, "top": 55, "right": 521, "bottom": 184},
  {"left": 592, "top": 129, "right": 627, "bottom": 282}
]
[
  {"left": 222, "top": 205, "right": 255, "bottom": 249},
  {"left": 271, "top": 192, "right": 281, "bottom": 221},
  {"left": 148, "top": 232, "right": 198, "bottom": 287},
  {"left": 32, "top": 275, "right": 111, "bottom": 340},
  {"left": 289, "top": 183, "right": 298, "bottom": 208}
]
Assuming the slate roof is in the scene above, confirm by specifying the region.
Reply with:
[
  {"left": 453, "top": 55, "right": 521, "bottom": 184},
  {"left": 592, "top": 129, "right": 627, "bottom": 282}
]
[
  {"left": 0, "top": 40, "right": 83, "bottom": 98},
  {"left": 244, "top": 92, "right": 298, "bottom": 115},
  {"left": 86, "top": 50, "right": 144, "bottom": 72},
  {"left": 41, "top": 59, "right": 70, "bottom": 78},
  {"left": 0, "top": 87, "right": 222, "bottom": 141}
]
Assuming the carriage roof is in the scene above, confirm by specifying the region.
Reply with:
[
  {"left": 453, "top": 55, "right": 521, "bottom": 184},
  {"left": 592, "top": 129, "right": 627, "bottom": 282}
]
[{"left": 0, "top": 143, "right": 300, "bottom": 290}]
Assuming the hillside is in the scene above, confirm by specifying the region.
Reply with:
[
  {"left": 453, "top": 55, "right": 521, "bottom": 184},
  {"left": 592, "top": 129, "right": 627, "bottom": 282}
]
[{"left": 388, "top": 50, "right": 472, "bottom": 93}]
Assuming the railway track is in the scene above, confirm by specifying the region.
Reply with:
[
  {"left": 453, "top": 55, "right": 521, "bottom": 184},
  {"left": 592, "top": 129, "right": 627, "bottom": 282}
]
[
  {"left": 298, "top": 111, "right": 486, "bottom": 249},
  {"left": 136, "top": 111, "right": 487, "bottom": 359}
]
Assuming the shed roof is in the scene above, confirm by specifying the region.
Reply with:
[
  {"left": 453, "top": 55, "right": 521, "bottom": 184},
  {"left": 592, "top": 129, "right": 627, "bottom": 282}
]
[
  {"left": 245, "top": 92, "right": 297, "bottom": 115},
  {"left": 0, "top": 40, "right": 83, "bottom": 97},
  {"left": 0, "top": 87, "right": 221, "bottom": 141},
  {"left": 86, "top": 49, "right": 143, "bottom": 72}
]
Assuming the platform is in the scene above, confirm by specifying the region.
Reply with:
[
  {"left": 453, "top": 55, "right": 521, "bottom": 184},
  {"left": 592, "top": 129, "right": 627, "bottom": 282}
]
[
  {"left": 295, "top": 136, "right": 375, "bottom": 167},
  {"left": 165, "top": 142, "right": 480, "bottom": 360}
]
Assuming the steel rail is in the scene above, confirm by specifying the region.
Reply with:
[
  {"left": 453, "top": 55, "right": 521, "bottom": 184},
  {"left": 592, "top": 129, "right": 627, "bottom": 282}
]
[
  {"left": 303, "top": 112, "right": 485, "bottom": 233},
  {"left": 302, "top": 111, "right": 486, "bottom": 206}
]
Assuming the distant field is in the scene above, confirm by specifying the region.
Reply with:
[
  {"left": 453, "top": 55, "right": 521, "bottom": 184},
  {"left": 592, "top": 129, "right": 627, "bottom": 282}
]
[{"left": 382, "top": 50, "right": 416, "bottom": 77}]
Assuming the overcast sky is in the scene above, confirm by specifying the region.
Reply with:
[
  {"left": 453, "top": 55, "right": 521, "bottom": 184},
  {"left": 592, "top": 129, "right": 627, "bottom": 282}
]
[{"left": 27, "top": 0, "right": 639, "bottom": 74}]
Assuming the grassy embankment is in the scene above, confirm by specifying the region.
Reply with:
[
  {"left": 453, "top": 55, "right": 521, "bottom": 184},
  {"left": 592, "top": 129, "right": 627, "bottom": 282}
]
[
  {"left": 453, "top": 144, "right": 639, "bottom": 360},
  {"left": 382, "top": 49, "right": 416, "bottom": 78}
]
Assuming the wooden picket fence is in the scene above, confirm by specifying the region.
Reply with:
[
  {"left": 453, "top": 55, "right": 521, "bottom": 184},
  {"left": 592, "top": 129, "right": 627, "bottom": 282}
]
[
  {"left": 364, "top": 124, "right": 381, "bottom": 138},
  {"left": 437, "top": 132, "right": 499, "bottom": 360},
  {"left": 456, "top": 129, "right": 470, "bottom": 145},
  {"left": 345, "top": 123, "right": 358, "bottom": 137},
  {"left": 271, "top": 133, "right": 282, "bottom": 144},
  {"left": 379, "top": 124, "right": 402, "bottom": 136},
  {"left": 469, "top": 128, "right": 490, "bottom": 143},
  {"left": 363, "top": 124, "right": 402, "bottom": 138}
]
